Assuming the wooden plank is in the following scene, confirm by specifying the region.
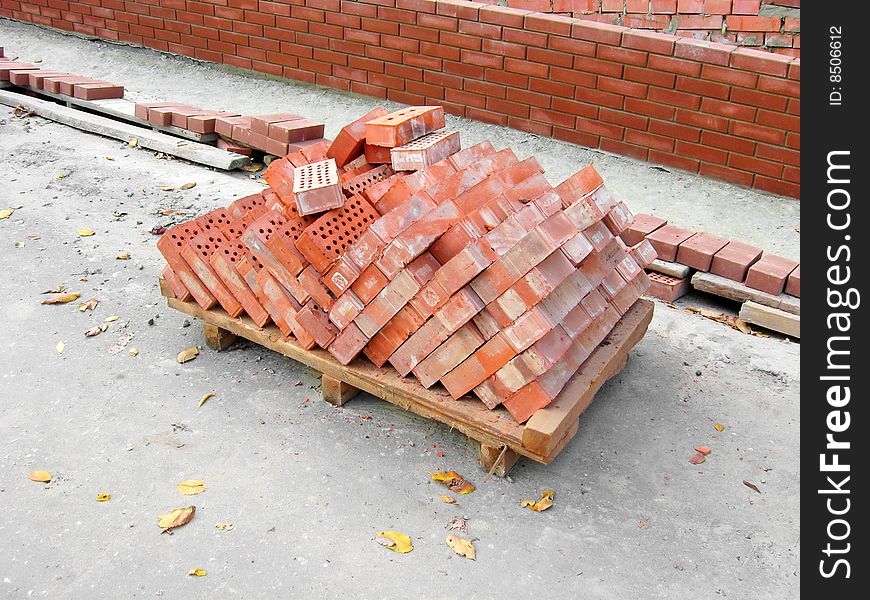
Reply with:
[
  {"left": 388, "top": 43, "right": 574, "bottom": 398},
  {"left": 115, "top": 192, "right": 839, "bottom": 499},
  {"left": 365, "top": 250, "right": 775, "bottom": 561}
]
[
  {"left": 321, "top": 374, "right": 360, "bottom": 406},
  {"left": 739, "top": 301, "right": 800, "bottom": 338},
  {"left": 203, "top": 322, "right": 237, "bottom": 350},
  {"left": 523, "top": 300, "right": 654, "bottom": 457},
  {"left": 648, "top": 259, "right": 692, "bottom": 279},
  {"left": 692, "top": 271, "right": 800, "bottom": 315},
  {"left": 0, "top": 89, "right": 250, "bottom": 171}
]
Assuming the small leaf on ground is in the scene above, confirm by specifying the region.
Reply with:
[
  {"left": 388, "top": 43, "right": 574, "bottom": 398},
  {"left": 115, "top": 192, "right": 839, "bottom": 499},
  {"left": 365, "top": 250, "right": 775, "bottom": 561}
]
[
  {"left": 56, "top": 341, "right": 65, "bottom": 354},
  {"left": 96, "top": 493, "right": 111, "bottom": 502},
  {"left": 177, "top": 480, "right": 207, "bottom": 496},
  {"left": 198, "top": 393, "right": 215, "bottom": 408},
  {"left": 714, "top": 423, "right": 725, "bottom": 432},
  {"left": 79, "top": 298, "right": 99, "bottom": 312},
  {"left": 28, "top": 471, "right": 52, "bottom": 483},
  {"left": 42, "top": 292, "right": 80, "bottom": 305},
  {"left": 85, "top": 324, "right": 109, "bottom": 337},
  {"left": 116, "top": 252, "right": 130, "bottom": 260},
  {"left": 430, "top": 471, "right": 475, "bottom": 494},
  {"left": 177, "top": 346, "right": 199, "bottom": 364},
  {"left": 180, "top": 182, "right": 197, "bottom": 190},
  {"left": 446, "top": 516, "right": 468, "bottom": 533},
  {"left": 446, "top": 535, "right": 476, "bottom": 560},
  {"left": 440, "top": 495, "right": 457, "bottom": 504},
  {"left": 77, "top": 229, "right": 95, "bottom": 237},
  {"left": 743, "top": 480, "right": 762, "bottom": 494},
  {"left": 0, "top": 208, "right": 14, "bottom": 220},
  {"left": 374, "top": 531, "right": 413, "bottom": 553},
  {"left": 105, "top": 315, "right": 119, "bottom": 322},
  {"left": 129, "top": 348, "right": 139, "bottom": 357},
  {"left": 520, "top": 489, "right": 555, "bottom": 512},
  {"left": 215, "top": 522, "right": 234, "bottom": 531},
  {"left": 187, "top": 568, "right": 206, "bottom": 577},
  {"left": 157, "top": 506, "right": 196, "bottom": 531}
]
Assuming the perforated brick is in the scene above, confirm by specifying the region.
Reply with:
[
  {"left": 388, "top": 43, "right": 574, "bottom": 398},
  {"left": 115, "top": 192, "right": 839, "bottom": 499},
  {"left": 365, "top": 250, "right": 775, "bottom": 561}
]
[
  {"left": 364, "top": 106, "right": 446, "bottom": 148},
  {"left": 209, "top": 239, "right": 271, "bottom": 327},
  {"left": 390, "top": 130, "right": 461, "bottom": 172},
  {"left": 293, "top": 158, "right": 345, "bottom": 216},
  {"left": 182, "top": 232, "right": 244, "bottom": 317},
  {"left": 646, "top": 271, "right": 690, "bottom": 302},
  {"left": 156, "top": 222, "right": 217, "bottom": 309},
  {"left": 294, "top": 195, "right": 380, "bottom": 274},
  {"left": 341, "top": 164, "right": 394, "bottom": 198}
]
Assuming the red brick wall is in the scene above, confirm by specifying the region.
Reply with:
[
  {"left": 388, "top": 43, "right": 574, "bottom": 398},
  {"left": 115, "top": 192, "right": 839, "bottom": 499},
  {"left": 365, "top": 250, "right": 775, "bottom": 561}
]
[
  {"left": 499, "top": 0, "right": 800, "bottom": 58},
  {"left": 1, "top": 0, "right": 800, "bottom": 198}
]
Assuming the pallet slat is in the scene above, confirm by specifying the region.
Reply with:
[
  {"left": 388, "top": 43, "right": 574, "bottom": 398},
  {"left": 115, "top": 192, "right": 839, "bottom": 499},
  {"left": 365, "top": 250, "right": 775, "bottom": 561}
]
[
  {"left": 692, "top": 271, "right": 800, "bottom": 315},
  {"left": 739, "top": 300, "right": 800, "bottom": 338}
]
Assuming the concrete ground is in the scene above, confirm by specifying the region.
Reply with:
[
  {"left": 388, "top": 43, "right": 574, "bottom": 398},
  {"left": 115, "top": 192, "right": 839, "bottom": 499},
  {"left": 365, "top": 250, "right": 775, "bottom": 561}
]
[{"left": 1, "top": 20, "right": 799, "bottom": 600}]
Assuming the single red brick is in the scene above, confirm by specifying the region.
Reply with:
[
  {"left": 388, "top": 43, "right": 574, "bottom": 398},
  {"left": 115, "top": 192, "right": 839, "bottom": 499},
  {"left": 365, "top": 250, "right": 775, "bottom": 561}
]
[
  {"left": 296, "top": 300, "right": 339, "bottom": 348},
  {"left": 328, "top": 322, "right": 369, "bottom": 365},
  {"left": 162, "top": 265, "right": 192, "bottom": 302},
  {"left": 209, "top": 240, "right": 271, "bottom": 327},
  {"left": 630, "top": 239, "right": 658, "bottom": 268},
  {"left": 292, "top": 158, "right": 345, "bottom": 216},
  {"left": 350, "top": 264, "right": 390, "bottom": 306},
  {"left": 554, "top": 164, "right": 604, "bottom": 205},
  {"left": 342, "top": 164, "right": 395, "bottom": 198},
  {"left": 364, "top": 143, "right": 393, "bottom": 165},
  {"left": 250, "top": 112, "right": 303, "bottom": 137},
  {"left": 72, "top": 82, "right": 124, "bottom": 100},
  {"left": 412, "top": 323, "right": 484, "bottom": 388},
  {"left": 676, "top": 232, "right": 729, "bottom": 271},
  {"left": 785, "top": 265, "right": 800, "bottom": 297},
  {"left": 156, "top": 222, "right": 217, "bottom": 309},
  {"left": 646, "top": 271, "right": 690, "bottom": 302},
  {"left": 298, "top": 265, "right": 335, "bottom": 309},
  {"left": 390, "top": 130, "right": 461, "bottom": 171},
  {"left": 709, "top": 240, "right": 763, "bottom": 282},
  {"left": 327, "top": 107, "right": 389, "bottom": 167},
  {"left": 0, "top": 62, "right": 37, "bottom": 81},
  {"left": 181, "top": 232, "right": 245, "bottom": 318},
  {"left": 26, "top": 71, "right": 69, "bottom": 89},
  {"left": 254, "top": 268, "right": 297, "bottom": 339},
  {"left": 441, "top": 332, "right": 516, "bottom": 399},
  {"left": 364, "top": 105, "right": 446, "bottom": 147},
  {"left": 621, "top": 213, "right": 666, "bottom": 246},
  {"left": 270, "top": 118, "right": 326, "bottom": 144},
  {"left": 646, "top": 224, "right": 696, "bottom": 262},
  {"left": 745, "top": 255, "right": 798, "bottom": 295}
]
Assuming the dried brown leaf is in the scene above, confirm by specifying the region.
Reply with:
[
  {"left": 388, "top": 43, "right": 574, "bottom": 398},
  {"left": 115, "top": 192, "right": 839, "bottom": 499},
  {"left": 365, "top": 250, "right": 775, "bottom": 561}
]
[
  {"left": 42, "top": 292, "right": 80, "bottom": 305},
  {"left": 157, "top": 505, "right": 196, "bottom": 531},
  {"left": 743, "top": 480, "right": 762, "bottom": 494}
]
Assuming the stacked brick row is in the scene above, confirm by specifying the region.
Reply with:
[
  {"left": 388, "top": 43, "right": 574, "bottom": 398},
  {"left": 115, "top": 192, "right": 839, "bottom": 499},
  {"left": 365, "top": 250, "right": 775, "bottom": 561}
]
[
  {"left": 3, "top": 0, "right": 800, "bottom": 199},
  {"left": 500, "top": 0, "right": 800, "bottom": 58},
  {"left": 158, "top": 104, "right": 655, "bottom": 425},
  {"left": 624, "top": 213, "right": 799, "bottom": 300},
  {"left": 133, "top": 103, "right": 327, "bottom": 157},
  {"left": 1, "top": 59, "right": 124, "bottom": 100}
]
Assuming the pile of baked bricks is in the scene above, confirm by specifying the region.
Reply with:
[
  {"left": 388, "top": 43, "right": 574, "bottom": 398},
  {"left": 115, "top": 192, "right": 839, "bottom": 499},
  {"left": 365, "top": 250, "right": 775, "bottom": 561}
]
[
  {"left": 133, "top": 102, "right": 328, "bottom": 158},
  {"left": 158, "top": 104, "right": 655, "bottom": 424},
  {"left": 623, "top": 213, "right": 799, "bottom": 301},
  {"left": 1, "top": 56, "right": 125, "bottom": 100}
]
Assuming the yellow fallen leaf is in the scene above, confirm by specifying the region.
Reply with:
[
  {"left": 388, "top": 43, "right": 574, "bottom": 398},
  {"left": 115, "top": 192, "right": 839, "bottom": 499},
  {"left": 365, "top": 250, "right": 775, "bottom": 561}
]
[
  {"left": 157, "top": 505, "right": 196, "bottom": 531},
  {"left": 56, "top": 341, "right": 65, "bottom": 354},
  {"left": 0, "top": 208, "right": 14, "bottom": 220},
  {"left": 96, "top": 493, "right": 111, "bottom": 502},
  {"left": 15, "top": 241, "right": 25, "bottom": 248},
  {"left": 180, "top": 182, "right": 197, "bottom": 190},
  {"left": 242, "top": 164, "right": 263, "bottom": 173},
  {"left": 440, "top": 495, "right": 457, "bottom": 504},
  {"left": 430, "top": 471, "right": 475, "bottom": 494},
  {"left": 28, "top": 470, "right": 52, "bottom": 483},
  {"left": 128, "top": 137, "right": 139, "bottom": 148},
  {"left": 715, "top": 423, "right": 725, "bottom": 432},
  {"left": 129, "top": 348, "right": 139, "bottom": 357},
  {"left": 177, "top": 346, "right": 199, "bottom": 363},
  {"left": 446, "top": 534, "right": 476, "bottom": 560},
  {"left": 105, "top": 315, "right": 119, "bottom": 322},
  {"left": 198, "top": 393, "right": 215, "bottom": 408},
  {"left": 79, "top": 298, "right": 99, "bottom": 312},
  {"left": 374, "top": 531, "right": 413, "bottom": 553},
  {"left": 177, "top": 480, "right": 207, "bottom": 496},
  {"left": 215, "top": 522, "right": 234, "bottom": 531},
  {"left": 159, "top": 185, "right": 175, "bottom": 192},
  {"left": 84, "top": 324, "right": 109, "bottom": 337},
  {"left": 116, "top": 252, "right": 130, "bottom": 260},
  {"left": 521, "top": 489, "right": 555, "bottom": 512},
  {"left": 78, "top": 229, "right": 95, "bottom": 237},
  {"left": 42, "top": 292, "right": 80, "bottom": 305},
  {"left": 187, "top": 568, "right": 206, "bottom": 577}
]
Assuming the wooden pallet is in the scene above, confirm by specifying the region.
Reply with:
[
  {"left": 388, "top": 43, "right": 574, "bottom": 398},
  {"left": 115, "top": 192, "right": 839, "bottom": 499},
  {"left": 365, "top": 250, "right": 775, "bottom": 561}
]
[{"left": 160, "top": 279, "right": 654, "bottom": 475}]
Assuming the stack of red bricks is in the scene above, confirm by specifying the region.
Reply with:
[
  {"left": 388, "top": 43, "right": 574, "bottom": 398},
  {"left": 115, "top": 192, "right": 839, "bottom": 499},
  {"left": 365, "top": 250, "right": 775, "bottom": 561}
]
[
  {"left": 623, "top": 213, "right": 799, "bottom": 300},
  {"left": 133, "top": 102, "right": 327, "bottom": 157},
  {"left": 1, "top": 60, "right": 124, "bottom": 100},
  {"left": 158, "top": 105, "right": 655, "bottom": 424}
]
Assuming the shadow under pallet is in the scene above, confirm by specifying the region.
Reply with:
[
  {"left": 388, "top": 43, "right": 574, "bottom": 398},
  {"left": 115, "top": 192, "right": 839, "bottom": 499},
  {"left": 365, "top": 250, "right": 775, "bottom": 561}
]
[{"left": 160, "top": 278, "right": 654, "bottom": 476}]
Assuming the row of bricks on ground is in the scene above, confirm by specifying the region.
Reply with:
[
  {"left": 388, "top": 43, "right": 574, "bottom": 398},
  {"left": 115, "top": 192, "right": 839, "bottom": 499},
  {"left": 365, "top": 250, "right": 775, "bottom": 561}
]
[
  {"left": 505, "top": 0, "right": 798, "bottom": 16},
  {"left": 160, "top": 106, "right": 656, "bottom": 422},
  {"left": 0, "top": 60, "right": 124, "bottom": 100},
  {"left": 623, "top": 213, "right": 799, "bottom": 301}
]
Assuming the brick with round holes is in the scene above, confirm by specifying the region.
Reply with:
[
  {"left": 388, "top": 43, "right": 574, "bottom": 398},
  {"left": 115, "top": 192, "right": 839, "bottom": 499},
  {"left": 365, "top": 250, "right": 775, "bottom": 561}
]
[
  {"left": 342, "top": 164, "right": 394, "bottom": 198},
  {"left": 390, "top": 130, "right": 461, "bottom": 171},
  {"left": 241, "top": 211, "right": 310, "bottom": 304},
  {"left": 156, "top": 222, "right": 217, "bottom": 309},
  {"left": 646, "top": 271, "right": 691, "bottom": 302},
  {"left": 181, "top": 231, "right": 244, "bottom": 317},
  {"left": 209, "top": 239, "right": 271, "bottom": 327},
  {"left": 294, "top": 195, "right": 380, "bottom": 273},
  {"left": 293, "top": 158, "right": 345, "bottom": 216}
]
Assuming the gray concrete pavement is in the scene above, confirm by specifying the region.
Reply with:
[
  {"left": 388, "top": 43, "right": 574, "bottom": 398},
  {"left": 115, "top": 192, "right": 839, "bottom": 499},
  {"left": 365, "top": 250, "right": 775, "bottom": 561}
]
[{"left": 1, "top": 19, "right": 799, "bottom": 599}]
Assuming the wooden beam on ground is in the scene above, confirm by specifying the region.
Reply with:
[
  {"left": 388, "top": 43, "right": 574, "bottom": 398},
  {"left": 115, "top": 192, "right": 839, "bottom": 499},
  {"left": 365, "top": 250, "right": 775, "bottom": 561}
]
[
  {"left": 0, "top": 89, "right": 250, "bottom": 170},
  {"left": 321, "top": 374, "right": 360, "bottom": 406},
  {"left": 648, "top": 259, "right": 692, "bottom": 279},
  {"left": 739, "top": 301, "right": 800, "bottom": 338},
  {"left": 692, "top": 271, "right": 800, "bottom": 315}
]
